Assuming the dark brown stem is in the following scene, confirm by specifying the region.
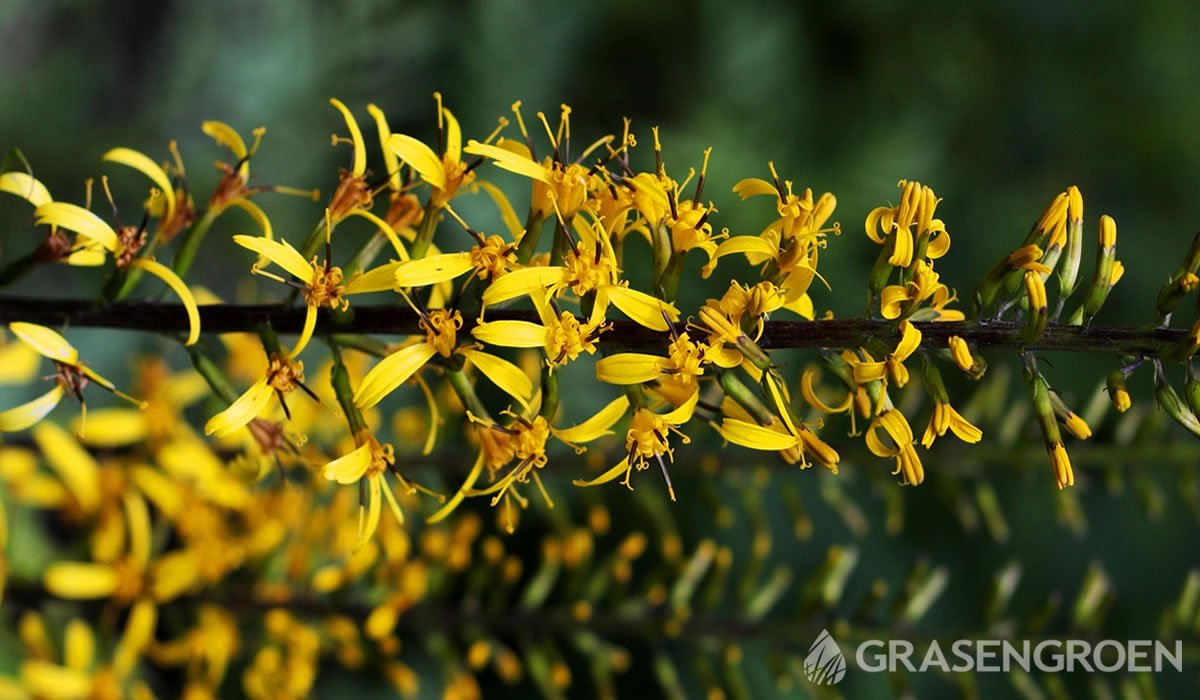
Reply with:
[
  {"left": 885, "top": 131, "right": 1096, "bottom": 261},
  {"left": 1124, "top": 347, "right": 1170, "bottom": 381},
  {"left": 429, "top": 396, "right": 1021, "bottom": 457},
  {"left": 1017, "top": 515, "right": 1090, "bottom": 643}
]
[{"left": 0, "top": 295, "right": 1187, "bottom": 355}]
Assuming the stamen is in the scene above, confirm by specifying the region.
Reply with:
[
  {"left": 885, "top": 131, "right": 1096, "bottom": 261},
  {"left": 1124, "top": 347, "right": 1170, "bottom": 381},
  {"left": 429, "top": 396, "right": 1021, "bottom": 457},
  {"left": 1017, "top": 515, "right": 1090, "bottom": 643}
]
[
  {"left": 276, "top": 390, "right": 292, "bottom": 421},
  {"left": 694, "top": 147, "right": 712, "bottom": 203},
  {"left": 443, "top": 205, "right": 485, "bottom": 245},
  {"left": 100, "top": 176, "right": 121, "bottom": 228},
  {"left": 434, "top": 92, "right": 445, "bottom": 154},
  {"left": 768, "top": 161, "right": 788, "bottom": 202},
  {"left": 652, "top": 126, "right": 664, "bottom": 175},
  {"left": 248, "top": 127, "right": 266, "bottom": 157},
  {"left": 511, "top": 101, "right": 533, "bottom": 157},
  {"left": 481, "top": 116, "right": 509, "bottom": 146},
  {"left": 168, "top": 140, "right": 187, "bottom": 177},
  {"left": 655, "top": 452, "right": 676, "bottom": 501},
  {"left": 264, "top": 185, "right": 321, "bottom": 201},
  {"left": 536, "top": 111, "right": 562, "bottom": 163},
  {"left": 83, "top": 177, "right": 94, "bottom": 211}
]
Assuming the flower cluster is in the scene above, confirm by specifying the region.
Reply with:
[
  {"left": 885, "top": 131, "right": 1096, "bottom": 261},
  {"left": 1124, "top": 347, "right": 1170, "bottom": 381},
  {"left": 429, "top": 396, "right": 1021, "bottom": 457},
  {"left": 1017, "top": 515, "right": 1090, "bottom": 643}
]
[{"left": 0, "top": 93, "right": 1188, "bottom": 539}]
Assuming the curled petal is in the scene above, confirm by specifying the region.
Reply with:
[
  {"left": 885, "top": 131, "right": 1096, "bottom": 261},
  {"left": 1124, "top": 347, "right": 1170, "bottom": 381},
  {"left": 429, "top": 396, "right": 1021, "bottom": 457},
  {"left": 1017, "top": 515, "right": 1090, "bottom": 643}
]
[
  {"left": 130, "top": 259, "right": 200, "bottom": 345},
  {"left": 329, "top": 98, "right": 366, "bottom": 177},
  {"left": 602, "top": 285, "right": 679, "bottom": 331},
  {"left": 481, "top": 266, "right": 565, "bottom": 306},
  {"left": 553, "top": 395, "right": 631, "bottom": 446},
  {"left": 34, "top": 202, "right": 118, "bottom": 251},
  {"left": 0, "top": 171, "right": 52, "bottom": 206},
  {"left": 103, "top": 147, "right": 175, "bottom": 224}
]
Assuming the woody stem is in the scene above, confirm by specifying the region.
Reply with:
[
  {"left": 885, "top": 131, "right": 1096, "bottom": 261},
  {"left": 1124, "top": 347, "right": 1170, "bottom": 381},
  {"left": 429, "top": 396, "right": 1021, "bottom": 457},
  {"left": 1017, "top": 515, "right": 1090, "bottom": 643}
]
[{"left": 1, "top": 296, "right": 1189, "bottom": 357}]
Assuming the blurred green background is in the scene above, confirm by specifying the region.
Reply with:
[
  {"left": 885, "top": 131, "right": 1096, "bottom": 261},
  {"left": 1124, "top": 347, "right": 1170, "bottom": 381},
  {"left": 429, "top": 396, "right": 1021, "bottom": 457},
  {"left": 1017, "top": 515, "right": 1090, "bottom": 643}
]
[{"left": 3, "top": 0, "right": 1200, "bottom": 697}]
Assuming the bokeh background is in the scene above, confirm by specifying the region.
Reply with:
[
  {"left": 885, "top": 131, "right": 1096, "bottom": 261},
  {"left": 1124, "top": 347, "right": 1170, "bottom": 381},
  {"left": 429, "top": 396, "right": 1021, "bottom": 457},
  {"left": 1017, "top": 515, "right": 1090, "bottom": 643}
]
[{"left": 3, "top": 0, "right": 1200, "bottom": 697}]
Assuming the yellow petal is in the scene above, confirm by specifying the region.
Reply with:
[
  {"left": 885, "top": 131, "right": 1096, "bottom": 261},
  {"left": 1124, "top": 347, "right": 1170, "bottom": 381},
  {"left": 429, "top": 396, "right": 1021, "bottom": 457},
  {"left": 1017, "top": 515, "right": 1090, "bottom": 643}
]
[
  {"left": 203, "top": 377, "right": 274, "bottom": 438},
  {"left": 442, "top": 106, "right": 462, "bottom": 164},
  {"left": 893, "top": 320, "right": 922, "bottom": 362},
  {"left": 572, "top": 457, "right": 630, "bottom": 488},
  {"left": 354, "top": 342, "right": 437, "bottom": 410},
  {"left": 427, "top": 450, "right": 485, "bottom": 524},
  {"left": 0, "top": 386, "right": 64, "bottom": 432},
  {"left": 705, "top": 236, "right": 779, "bottom": 275},
  {"left": 201, "top": 120, "right": 248, "bottom": 160},
  {"left": 719, "top": 418, "right": 798, "bottom": 451},
  {"left": 129, "top": 259, "right": 200, "bottom": 345},
  {"left": 123, "top": 492, "right": 152, "bottom": 567},
  {"left": 393, "top": 252, "right": 474, "bottom": 288},
  {"left": 232, "top": 234, "right": 313, "bottom": 281},
  {"left": 20, "top": 660, "right": 93, "bottom": 699},
  {"left": 63, "top": 619, "right": 94, "bottom": 672},
  {"left": 366, "top": 104, "right": 401, "bottom": 191},
  {"left": 475, "top": 180, "right": 523, "bottom": 239},
  {"left": 731, "top": 177, "right": 778, "bottom": 199},
  {"left": 344, "top": 260, "right": 404, "bottom": 295},
  {"left": 603, "top": 286, "right": 679, "bottom": 331},
  {"left": 225, "top": 198, "right": 273, "bottom": 241},
  {"left": 323, "top": 443, "right": 373, "bottom": 484},
  {"left": 44, "top": 562, "right": 119, "bottom": 599},
  {"left": 595, "top": 353, "right": 664, "bottom": 385},
  {"left": 481, "top": 266, "right": 565, "bottom": 306},
  {"left": 33, "top": 421, "right": 101, "bottom": 513},
  {"left": 0, "top": 171, "right": 52, "bottom": 207},
  {"left": 103, "top": 147, "right": 175, "bottom": 224},
  {"left": 471, "top": 320, "right": 548, "bottom": 349},
  {"left": 9, "top": 322, "right": 79, "bottom": 365},
  {"left": 288, "top": 303, "right": 318, "bottom": 359},
  {"left": 387, "top": 134, "right": 446, "bottom": 190},
  {"left": 342, "top": 209, "right": 409, "bottom": 261},
  {"left": 330, "top": 98, "right": 366, "bottom": 176},
  {"left": 782, "top": 292, "right": 814, "bottom": 320},
  {"left": 459, "top": 348, "right": 532, "bottom": 408},
  {"left": 356, "top": 477, "right": 383, "bottom": 550},
  {"left": 659, "top": 388, "right": 700, "bottom": 425},
  {"left": 113, "top": 598, "right": 158, "bottom": 677},
  {"left": 149, "top": 550, "right": 199, "bottom": 601},
  {"left": 553, "top": 398, "right": 628, "bottom": 449},
  {"left": 33, "top": 202, "right": 118, "bottom": 251},
  {"left": 463, "top": 140, "right": 551, "bottom": 183}
]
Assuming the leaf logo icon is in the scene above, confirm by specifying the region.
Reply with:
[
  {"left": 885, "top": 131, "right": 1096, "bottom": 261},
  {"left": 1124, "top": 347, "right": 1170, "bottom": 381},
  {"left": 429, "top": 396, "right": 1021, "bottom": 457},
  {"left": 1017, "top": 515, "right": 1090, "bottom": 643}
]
[{"left": 803, "top": 629, "right": 847, "bottom": 685}]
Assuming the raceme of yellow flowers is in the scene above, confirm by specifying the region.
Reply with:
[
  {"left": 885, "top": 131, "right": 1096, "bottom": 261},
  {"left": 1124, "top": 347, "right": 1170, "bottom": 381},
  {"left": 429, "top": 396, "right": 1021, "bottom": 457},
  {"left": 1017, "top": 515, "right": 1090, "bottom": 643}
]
[
  {"left": 7, "top": 93, "right": 1200, "bottom": 698},
  {"left": 2, "top": 94, "right": 1194, "bottom": 541}
]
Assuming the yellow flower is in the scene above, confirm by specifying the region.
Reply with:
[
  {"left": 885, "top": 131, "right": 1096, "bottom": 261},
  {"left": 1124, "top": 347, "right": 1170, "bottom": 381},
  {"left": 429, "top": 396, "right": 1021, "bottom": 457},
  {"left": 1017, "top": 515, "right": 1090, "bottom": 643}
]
[
  {"left": 920, "top": 401, "right": 983, "bottom": 447},
  {"left": 429, "top": 397, "right": 628, "bottom": 526},
  {"left": 879, "top": 260, "right": 954, "bottom": 321},
  {"left": 595, "top": 331, "right": 709, "bottom": 387},
  {"left": 717, "top": 415, "right": 841, "bottom": 471},
  {"left": 0, "top": 323, "right": 145, "bottom": 434},
  {"left": 947, "top": 336, "right": 974, "bottom": 373},
  {"left": 386, "top": 93, "right": 476, "bottom": 208},
  {"left": 865, "top": 409, "right": 925, "bottom": 485},
  {"left": 865, "top": 180, "right": 949, "bottom": 268},
  {"left": 473, "top": 290, "right": 609, "bottom": 370},
  {"left": 354, "top": 307, "right": 532, "bottom": 411},
  {"left": 233, "top": 232, "right": 399, "bottom": 357},
  {"left": 1048, "top": 442, "right": 1074, "bottom": 490},
  {"left": 480, "top": 221, "right": 680, "bottom": 332},
  {"left": 32, "top": 201, "right": 201, "bottom": 344},
  {"left": 392, "top": 206, "right": 517, "bottom": 289},
  {"left": 464, "top": 103, "right": 609, "bottom": 220},
  {"left": 204, "top": 355, "right": 312, "bottom": 438},
  {"left": 322, "top": 430, "right": 412, "bottom": 548},
  {"left": 574, "top": 391, "right": 700, "bottom": 500},
  {"left": 842, "top": 320, "right": 922, "bottom": 388},
  {"left": 18, "top": 606, "right": 157, "bottom": 699}
]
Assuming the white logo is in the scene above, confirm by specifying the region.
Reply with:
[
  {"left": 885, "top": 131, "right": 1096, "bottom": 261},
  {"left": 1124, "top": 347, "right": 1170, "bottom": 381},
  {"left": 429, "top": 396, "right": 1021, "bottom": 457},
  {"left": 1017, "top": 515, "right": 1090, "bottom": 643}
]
[{"left": 804, "top": 629, "right": 847, "bottom": 685}]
